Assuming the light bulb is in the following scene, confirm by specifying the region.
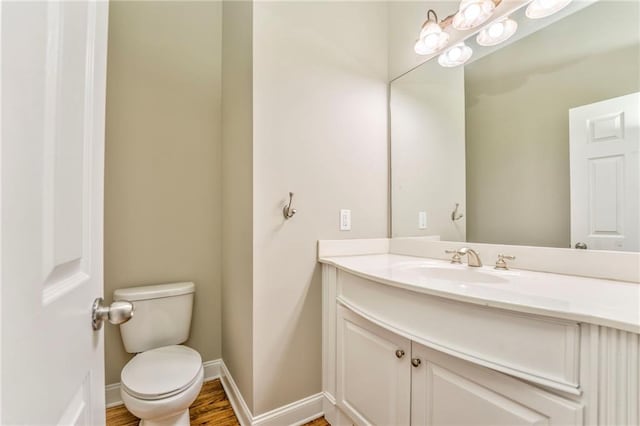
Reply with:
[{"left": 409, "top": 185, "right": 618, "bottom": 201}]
[
  {"left": 448, "top": 47, "right": 462, "bottom": 61},
  {"left": 464, "top": 3, "right": 481, "bottom": 21},
  {"left": 488, "top": 21, "right": 504, "bottom": 38},
  {"left": 438, "top": 42, "right": 473, "bottom": 67},
  {"left": 476, "top": 17, "right": 517, "bottom": 46},
  {"left": 414, "top": 40, "right": 430, "bottom": 55},
  {"left": 452, "top": 0, "right": 495, "bottom": 30},
  {"left": 415, "top": 19, "right": 450, "bottom": 55},
  {"left": 419, "top": 22, "right": 436, "bottom": 39},
  {"left": 423, "top": 33, "right": 440, "bottom": 48}
]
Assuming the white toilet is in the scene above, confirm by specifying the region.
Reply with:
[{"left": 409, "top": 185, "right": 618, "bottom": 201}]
[{"left": 114, "top": 282, "right": 203, "bottom": 426}]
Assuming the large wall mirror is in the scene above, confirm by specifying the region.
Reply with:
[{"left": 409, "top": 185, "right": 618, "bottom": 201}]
[{"left": 390, "top": 0, "right": 639, "bottom": 252}]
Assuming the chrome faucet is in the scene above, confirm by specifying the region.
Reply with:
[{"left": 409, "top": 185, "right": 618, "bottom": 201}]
[{"left": 445, "top": 247, "right": 482, "bottom": 267}]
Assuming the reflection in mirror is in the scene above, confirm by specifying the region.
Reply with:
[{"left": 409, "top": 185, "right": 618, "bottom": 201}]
[{"left": 391, "top": 0, "right": 640, "bottom": 252}]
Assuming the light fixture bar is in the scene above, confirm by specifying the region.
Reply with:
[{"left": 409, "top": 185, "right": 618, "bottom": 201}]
[
  {"left": 411, "top": 0, "right": 546, "bottom": 69},
  {"left": 413, "top": 0, "right": 506, "bottom": 60}
]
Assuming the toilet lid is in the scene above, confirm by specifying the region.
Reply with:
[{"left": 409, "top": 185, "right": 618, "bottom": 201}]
[{"left": 121, "top": 345, "right": 202, "bottom": 400}]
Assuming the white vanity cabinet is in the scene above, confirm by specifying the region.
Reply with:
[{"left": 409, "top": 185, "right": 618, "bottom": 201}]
[
  {"left": 337, "top": 305, "right": 582, "bottom": 426},
  {"left": 322, "top": 261, "right": 640, "bottom": 426}
]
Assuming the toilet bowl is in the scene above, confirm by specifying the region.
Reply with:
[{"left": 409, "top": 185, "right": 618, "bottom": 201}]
[
  {"left": 120, "top": 346, "right": 203, "bottom": 426},
  {"left": 114, "top": 282, "right": 203, "bottom": 426}
]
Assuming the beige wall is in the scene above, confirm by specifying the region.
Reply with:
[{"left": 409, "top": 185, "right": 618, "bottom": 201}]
[
  {"left": 251, "top": 1, "right": 389, "bottom": 414},
  {"left": 465, "top": 1, "right": 639, "bottom": 247},
  {"left": 221, "top": 0, "right": 254, "bottom": 411},
  {"left": 104, "top": 1, "right": 222, "bottom": 385},
  {"left": 105, "top": 1, "right": 389, "bottom": 412}
]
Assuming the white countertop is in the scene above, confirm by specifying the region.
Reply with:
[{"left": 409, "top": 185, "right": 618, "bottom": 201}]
[{"left": 320, "top": 253, "right": 640, "bottom": 333}]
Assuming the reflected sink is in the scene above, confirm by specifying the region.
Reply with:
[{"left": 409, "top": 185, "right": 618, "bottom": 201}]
[{"left": 396, "top": 264, "right": 508, "bottom": 285}]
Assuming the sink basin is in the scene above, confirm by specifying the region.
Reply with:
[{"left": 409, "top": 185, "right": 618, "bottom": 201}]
[{"left": 396, "top": 264, "right": 508, "bottom": 285}]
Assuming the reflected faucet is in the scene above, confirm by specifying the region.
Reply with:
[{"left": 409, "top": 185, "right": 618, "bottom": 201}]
[{"left": 457, "top": 247, "right": 482, "bottom": 267}]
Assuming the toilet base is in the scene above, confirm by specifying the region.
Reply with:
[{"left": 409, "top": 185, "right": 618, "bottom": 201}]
[{"left": 139, "top": 409, "right": 190, "bottom": 426}]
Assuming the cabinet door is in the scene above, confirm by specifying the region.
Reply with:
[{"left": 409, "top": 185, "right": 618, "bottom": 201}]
[
  {"left": 411, "top": 342, "right": 583, "bottom": 426},
  {"left": 337, "top": 306, "right": 411, "bottom": 426}
]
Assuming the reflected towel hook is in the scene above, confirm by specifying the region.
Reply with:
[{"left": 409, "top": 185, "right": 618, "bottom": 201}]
[
  {"left": 451, "top": 203, "right": 464, "bottom": 221},
  {"left": 283, "top": 192, "right": 297, "bottom": 219}
]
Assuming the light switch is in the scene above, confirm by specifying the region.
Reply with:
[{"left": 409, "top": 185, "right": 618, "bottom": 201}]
[
  {"left": 418, "top": 211, "right": 427, "bottom": 229},
  {"left": 340, "top": 209, "right": 351, "bottom": 231}
]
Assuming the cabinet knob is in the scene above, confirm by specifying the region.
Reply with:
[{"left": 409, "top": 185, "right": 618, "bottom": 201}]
[
  {"left": 395, "top": 349, "right": 405, "bottom": 359},
  {"left": 411, "top": 358, "right": 422, "bottom": 367}
]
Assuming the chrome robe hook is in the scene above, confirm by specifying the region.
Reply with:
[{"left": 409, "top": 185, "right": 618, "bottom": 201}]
[
  {"left": 451, "top": 203, "right": 464, "bottom": 221},
  {"left": 283, "top": 192, "right": 297, "bottom": 219}
]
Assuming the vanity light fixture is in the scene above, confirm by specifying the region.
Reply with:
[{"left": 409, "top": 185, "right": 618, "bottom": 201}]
[
  {"left": 414, "top": 9, "right": 450, "bottom": 55},
  {"left": 526, "top": 0, "right": 573, "bottom": 19},
  {"left": 438, "top": 42, "right": 473, "bottom": 67},
  {"left": 452, "top": 0, "right": 497, "bottom": 31},
  {"left": 416, "top": 0, "right": 571, "bottom": 68},
  {"left": 476, "top": 16, "right": 518, "bottom": 46}
]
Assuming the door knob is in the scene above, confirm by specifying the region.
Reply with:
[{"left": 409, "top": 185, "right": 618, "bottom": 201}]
[
  {"left": 411, "top": 358, "right": 422, "bottom": 367},
  {"left": 575, "top": 242, "right": 588, "bottom": 249},
  {"left": 395, "top": 349, "right": 405, "bottom": 359},
  {"left": 92, "top": 297, "right": 134, "bottom": 330}
]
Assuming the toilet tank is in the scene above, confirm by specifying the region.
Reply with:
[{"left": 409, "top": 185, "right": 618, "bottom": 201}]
[{"left": 114, "top": 282, "right": 195, "bottom": 353}]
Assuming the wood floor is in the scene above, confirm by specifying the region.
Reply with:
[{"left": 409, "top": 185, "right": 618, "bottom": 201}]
[{"left": 106, "top": 379, "right": 330, "bottom": 426}]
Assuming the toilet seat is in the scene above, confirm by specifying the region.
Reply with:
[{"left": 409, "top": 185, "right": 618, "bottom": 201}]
[{"left": 121, "top": 345, "right": 202, "bottom": 401}]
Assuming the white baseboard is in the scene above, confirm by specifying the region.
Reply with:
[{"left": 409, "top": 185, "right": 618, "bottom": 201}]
[
  {"left": 219, "top": 361, "right": 252, "bottom": 426},
  {"left": 203, "top": 359, "right": 221, "bottom": 381},
  {"left": 219, "top": 360, "right": 324, "bottom": 426},
  {"left": 105, "top": 359, "right": 222, "bottom": 408},
  {"left": 105, "top": 383, "right": 122, "bottom": 409},
  {"left": 253, "top": 392, "right": 323, "bottom": 426}
]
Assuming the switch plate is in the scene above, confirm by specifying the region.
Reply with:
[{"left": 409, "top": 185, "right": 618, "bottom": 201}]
[
  {"left": 340, "top": 209, "right": 351, "bottom": 231},
  {"left": 418, "top": 211, "right": 427, "bottom": 229}
]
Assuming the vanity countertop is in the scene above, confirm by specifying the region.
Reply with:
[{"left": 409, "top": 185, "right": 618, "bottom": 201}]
[{"left": 320, "top": 253, "right": 640, "bottom": 333}]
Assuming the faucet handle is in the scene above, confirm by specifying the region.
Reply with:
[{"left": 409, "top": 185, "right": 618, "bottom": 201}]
[
  {"left": 495, "top": 254, "right": 516, "bottom": 270},
  {"left": 445, "top": 249, "right": 462, "bottom": 264}
]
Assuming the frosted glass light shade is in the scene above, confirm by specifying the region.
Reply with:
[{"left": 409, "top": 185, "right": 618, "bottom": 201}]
[
  {"left": 452, "top": 0, "right": 495, "bottom": 30},
  {"left": 526, "top": 0, "right": 572, "bottom": 19},
  {"left": 414, "top": 39, "right": 431, "bottom": 55},
  {"left": 438, "top": 43, "right": 473, "bottom": 67},
  {"left": 414, "top": 21, "right": 450, "bottom": 55},
  {"left": 476, "top": 17, "right": 518, "bottom": 46}
]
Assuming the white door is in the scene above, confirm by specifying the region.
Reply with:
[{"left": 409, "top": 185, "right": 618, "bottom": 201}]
[
  {"left": 411, "top": 342, "right": 583, "bottom": 426},
  {"left": 569, "top": 92, "right": 640, "bottom": 251},
  {"left": 336, "top": 306, "right": 411, "bottom": 426},
  {"left": 1, "top": 1, "right": 109, "bottom": 424}
]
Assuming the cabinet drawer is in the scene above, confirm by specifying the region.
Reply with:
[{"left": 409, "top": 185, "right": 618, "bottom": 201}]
[{"left": 337, "top": 271, "right": 581, "bottom": 393}]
